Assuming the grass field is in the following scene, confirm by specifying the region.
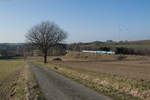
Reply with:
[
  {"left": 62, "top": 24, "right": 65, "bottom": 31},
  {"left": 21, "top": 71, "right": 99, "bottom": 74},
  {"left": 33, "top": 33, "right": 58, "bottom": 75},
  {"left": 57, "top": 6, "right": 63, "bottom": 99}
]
[
  {"left": 113, "top": 44, "right": 150, "bottom": 49},
  {"left": 77, "top": 41, "right": 150, "bottom": 50},
  {"left": 30, "top": 53, "right": 150, "bottom": 81},
  {"left": 41, "top": 63, "right": 149, "bottom": 100},
  {"left": 0, "top": 59, "right": 24, "bottom": 82},
  {"left": 0, "top": 59, "right": 45, "bottom": 100}
]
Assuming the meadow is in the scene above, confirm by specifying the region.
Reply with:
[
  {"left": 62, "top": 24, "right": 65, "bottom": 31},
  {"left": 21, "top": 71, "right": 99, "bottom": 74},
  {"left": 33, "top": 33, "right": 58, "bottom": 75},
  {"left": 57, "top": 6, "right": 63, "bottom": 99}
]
[
  {"left": 113, "top": 44, "right": 150, "bottom": 49},
  {"left": 0, "top": 59, "right": 23, "bottom": 82}
]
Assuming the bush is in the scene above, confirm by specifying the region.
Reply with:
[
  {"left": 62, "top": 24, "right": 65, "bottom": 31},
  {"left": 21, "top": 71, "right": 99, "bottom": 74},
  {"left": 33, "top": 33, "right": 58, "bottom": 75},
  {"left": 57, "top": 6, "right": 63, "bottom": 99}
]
[
  {"left": 117, "top": 55, "right": 127, "bottom": 60},
  {"left": 115, "top": 47, "right": 135, "bottom": 55},
  {"left": 115, "top": 47, "right": 150, "bottom": 56},
  {"left": 52, "top": 58, "right": 62, "bottom": 61}
]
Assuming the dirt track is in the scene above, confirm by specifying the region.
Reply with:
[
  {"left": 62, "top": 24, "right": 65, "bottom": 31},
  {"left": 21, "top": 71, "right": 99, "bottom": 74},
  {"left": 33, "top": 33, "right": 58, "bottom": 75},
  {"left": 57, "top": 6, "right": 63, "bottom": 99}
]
[
  {"left": 0, "top": 64, "right": 44, "bottom": 100},
  {"left": 29, "top": 62, "right": 112, "bottom": 100}
]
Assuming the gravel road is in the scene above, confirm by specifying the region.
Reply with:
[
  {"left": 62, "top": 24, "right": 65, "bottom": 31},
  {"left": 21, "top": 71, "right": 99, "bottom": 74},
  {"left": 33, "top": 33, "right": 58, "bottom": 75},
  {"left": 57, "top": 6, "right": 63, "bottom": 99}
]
[{"left": 29, "top": 62, "right": 112, "bottom": 100}]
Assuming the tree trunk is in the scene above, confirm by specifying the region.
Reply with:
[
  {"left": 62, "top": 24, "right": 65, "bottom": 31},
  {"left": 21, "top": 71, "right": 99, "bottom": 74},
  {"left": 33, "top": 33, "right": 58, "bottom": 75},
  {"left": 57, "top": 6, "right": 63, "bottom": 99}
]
[{"left": 44, "top": 50, "right": 47, "bottom": 63}]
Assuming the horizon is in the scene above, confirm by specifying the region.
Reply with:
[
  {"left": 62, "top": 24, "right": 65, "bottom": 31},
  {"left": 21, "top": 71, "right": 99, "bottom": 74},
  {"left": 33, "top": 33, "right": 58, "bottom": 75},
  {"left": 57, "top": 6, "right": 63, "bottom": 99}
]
[
  {"left": 0, "top": 39, "right": 150, "bottom": 44},
  {"left": 0, "top": 0, "right": 150, "bottom": 43}
]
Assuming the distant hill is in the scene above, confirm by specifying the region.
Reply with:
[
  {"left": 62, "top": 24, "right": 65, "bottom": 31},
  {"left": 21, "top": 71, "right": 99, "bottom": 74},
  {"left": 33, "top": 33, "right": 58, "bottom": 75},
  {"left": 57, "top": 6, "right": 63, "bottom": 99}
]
[
  {"left": 0, "top": 43, "right": 24, "bottom": 45},
  {"left": 81, "top": 41, "right": 104, "bottom": 45},
  {"left": 67, "top": 40, "right": 150, "bottom": 51},
  {"left": 122, "top": 40, "right": 150, "bottom": 44},
  {"left": 75, "top": 40, "right": 150, "bottom": 46}
]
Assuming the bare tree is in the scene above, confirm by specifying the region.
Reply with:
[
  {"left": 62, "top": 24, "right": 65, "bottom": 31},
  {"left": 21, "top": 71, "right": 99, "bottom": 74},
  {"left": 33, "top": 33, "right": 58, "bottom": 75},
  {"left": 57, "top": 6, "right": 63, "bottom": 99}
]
[{"left": 26, "top": 21, "right": 67, "bottom": 63}]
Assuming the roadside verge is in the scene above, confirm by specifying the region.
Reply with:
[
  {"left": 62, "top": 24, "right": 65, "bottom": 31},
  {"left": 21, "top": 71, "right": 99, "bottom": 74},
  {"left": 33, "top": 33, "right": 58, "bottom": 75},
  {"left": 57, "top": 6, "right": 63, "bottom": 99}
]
[
  {"left": 0, "top": 62, "right": 45, "bottom": 100},
  {"left": 36, "top": 61, "right": 150, "bottom": 100}
]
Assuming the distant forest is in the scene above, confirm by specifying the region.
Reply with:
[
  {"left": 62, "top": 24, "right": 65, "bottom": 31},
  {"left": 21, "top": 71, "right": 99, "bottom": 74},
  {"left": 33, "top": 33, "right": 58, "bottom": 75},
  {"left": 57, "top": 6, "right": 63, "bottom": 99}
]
[
  {"left": 67, "top": 40, "right": 150, "bottom": 55},
  {"left": 0, "top": 43, "right": 24, "bottom": 58}
]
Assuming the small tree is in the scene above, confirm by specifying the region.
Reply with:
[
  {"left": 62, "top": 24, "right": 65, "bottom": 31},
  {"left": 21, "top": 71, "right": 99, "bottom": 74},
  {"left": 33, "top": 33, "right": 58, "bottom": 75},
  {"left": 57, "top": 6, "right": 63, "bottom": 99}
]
[
  {"left": 26, "top": 21, "right": 67, "bottom": 63},
  {"left": 0, "top": 50, "right": 8, "bottom": 57}
]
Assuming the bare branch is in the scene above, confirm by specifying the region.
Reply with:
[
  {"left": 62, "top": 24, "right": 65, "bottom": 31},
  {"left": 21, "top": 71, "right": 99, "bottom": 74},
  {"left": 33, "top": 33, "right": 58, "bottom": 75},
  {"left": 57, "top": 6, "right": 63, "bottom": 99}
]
[{"left": 26, "top": 21, "right": 67, "bottom": 63}]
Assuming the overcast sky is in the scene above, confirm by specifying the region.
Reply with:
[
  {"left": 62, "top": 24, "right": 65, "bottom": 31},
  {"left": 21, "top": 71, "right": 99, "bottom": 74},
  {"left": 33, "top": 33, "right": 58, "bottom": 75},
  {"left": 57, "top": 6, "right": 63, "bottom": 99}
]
[{"left": 0, "top": 0, "right": 150, "bottom": 43}]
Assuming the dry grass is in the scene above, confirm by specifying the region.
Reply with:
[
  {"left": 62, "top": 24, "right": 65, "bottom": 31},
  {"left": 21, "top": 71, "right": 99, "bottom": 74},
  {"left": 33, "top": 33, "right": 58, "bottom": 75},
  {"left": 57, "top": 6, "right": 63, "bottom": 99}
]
[
  {"left": 30, "top": 52, "right": 150, "bottom": 100},
  {"left": 0, "top": 59, "right": 24, "bottom": 83},
  {"left": 54, "top": 60, "right": 150, "bottom": 81},
  {"left": 37, "top": 62, "right": 150, "bottom": 100},
  {"left": 46, "top": 52, "right": 150, "bottom": 81},
  {"left": 29, "top": 52, "right": 150, "bottom": 81},
  {"left": 0, "top": 61, "right": 45, "bottom": 100}
]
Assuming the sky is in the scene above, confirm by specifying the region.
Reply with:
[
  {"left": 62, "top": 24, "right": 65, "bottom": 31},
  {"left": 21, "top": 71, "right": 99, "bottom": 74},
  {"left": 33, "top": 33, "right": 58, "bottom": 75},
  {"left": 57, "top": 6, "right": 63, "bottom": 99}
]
[{"left": 0, "top": 0, "right": 150, "bottom": 43}]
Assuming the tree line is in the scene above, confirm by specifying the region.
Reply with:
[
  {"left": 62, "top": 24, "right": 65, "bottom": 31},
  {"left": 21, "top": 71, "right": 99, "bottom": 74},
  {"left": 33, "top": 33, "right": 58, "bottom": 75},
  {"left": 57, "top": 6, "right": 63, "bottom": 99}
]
[
  {"left": 67, "top": 44, "right": 150, "bottom": 56},
  {"left": 0, "top": 43, "right": 24, "bottom": 58}
]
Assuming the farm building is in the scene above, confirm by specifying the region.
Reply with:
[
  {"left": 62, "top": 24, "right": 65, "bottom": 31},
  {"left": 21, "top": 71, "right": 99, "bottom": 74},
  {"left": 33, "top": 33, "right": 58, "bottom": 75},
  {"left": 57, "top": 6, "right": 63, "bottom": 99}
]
[{"left": 82, "top": 50, "right": 115, "bottom": 55}]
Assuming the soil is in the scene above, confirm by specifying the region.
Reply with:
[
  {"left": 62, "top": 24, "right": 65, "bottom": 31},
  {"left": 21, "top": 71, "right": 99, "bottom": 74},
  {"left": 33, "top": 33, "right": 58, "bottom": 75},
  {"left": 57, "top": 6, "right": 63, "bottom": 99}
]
[{"left": 51, "top": 55, "right": 150, "bottom": 81}]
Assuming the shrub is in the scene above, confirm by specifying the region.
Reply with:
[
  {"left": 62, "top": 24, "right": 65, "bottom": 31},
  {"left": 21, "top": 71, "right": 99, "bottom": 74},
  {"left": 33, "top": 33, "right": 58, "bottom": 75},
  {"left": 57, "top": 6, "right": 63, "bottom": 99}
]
[
  {"left": 52, "top": 58, "right": 62, "bottom": 61},
  {"left": 117, "top": 55, "right": 127, "bottom": 60}
]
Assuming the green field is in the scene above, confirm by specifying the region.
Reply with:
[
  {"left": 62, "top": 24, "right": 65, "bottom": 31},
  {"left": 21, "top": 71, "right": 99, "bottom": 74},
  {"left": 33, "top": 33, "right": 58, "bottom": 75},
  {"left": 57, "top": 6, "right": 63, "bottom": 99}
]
[
  {"left": 0, "top": 59, "right": 23, "bottom": 82},
  {"left": 78, "top": 41, "right": 150, "bottom": 49},
  {"left": 95, "top": 44, "right": 150, "bottom": 49},
  {"left": 112, "top": 44, "right": 150, "bottom": 49}
]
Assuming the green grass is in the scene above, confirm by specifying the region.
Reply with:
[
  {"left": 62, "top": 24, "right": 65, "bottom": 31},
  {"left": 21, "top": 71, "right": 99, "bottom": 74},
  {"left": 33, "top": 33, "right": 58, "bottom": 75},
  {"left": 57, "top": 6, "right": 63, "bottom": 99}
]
[
  {"left": 80, "top": 43, "right": 150, "bottom": 49},
  {"left": 0, "top": 59, "right": 24, "bottom": 82},
  {"left": 113, "top": 44, "right": 150, "bottom": 49}
]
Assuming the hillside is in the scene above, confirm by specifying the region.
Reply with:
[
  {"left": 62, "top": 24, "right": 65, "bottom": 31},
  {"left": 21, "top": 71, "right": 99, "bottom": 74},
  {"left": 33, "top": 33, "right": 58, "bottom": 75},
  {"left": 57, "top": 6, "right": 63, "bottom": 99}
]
[
  {"left": 68, "top": 40, "right": 150, "bottom": 50},
  {"left": 123, "top": 40, "right": 150, "bottom": 44}
]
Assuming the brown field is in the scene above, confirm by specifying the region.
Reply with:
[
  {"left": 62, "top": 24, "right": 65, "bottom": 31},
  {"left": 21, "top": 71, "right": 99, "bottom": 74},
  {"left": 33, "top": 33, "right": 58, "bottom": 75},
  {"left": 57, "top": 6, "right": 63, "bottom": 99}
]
[
  {"left": 30, "top": 51, "right": 150, "bottom": 81},
  {"left": 54, "top": 60, "right": 150, "bottom": 81},
  {"left": 31, "top": 51, "right": 150, "bottom": 100},
  {"left": 46, "top": 52, "right": 150, "bottom": 81}
]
